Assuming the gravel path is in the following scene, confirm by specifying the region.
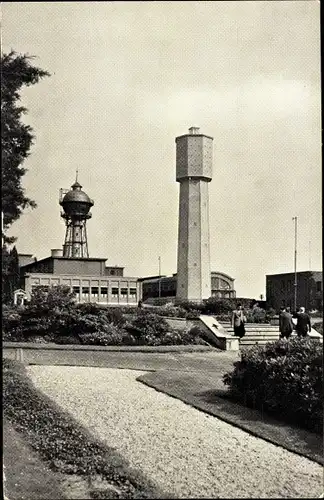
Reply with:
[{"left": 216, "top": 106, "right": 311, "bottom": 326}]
[{"left": 27, "top": 366, "right": 323, "bottom": 499}]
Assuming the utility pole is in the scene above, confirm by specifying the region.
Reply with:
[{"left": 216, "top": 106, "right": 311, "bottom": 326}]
[
  {"left": 292, "top": 217, "right": 298, "bottom": 312},
  {"left": 158, "top": 256, "right": 161, "bottom": 299},
  {"left": 308, "top": 224, "right": 312, "bottom": 271}
]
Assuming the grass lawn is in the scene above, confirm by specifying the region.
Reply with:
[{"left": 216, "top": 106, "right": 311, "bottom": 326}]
[{"left": 3, "top": 418, "right": 65, "bottom": 500}]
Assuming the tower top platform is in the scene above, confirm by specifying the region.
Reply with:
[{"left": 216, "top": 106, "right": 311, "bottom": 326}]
[
  {"left": 175, "top": 126, "right": 214, "bottom": 142},
  {"left": 175, "top": 127, "right": 213, "bottom": 182}
]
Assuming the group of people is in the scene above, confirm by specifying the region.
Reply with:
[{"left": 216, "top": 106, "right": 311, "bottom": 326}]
[
  {"left": 279, "top": 306, "right": 312, "bottom": 339},
  {"left": 231, "top": 303, "right": 312, "bottom": 339}
]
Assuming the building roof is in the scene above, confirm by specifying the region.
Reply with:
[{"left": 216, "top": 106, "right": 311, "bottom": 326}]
[
  {"left": 20, "top": 255, "right": 108, "bottom": 270},
  {"left": 210, "top": 271, "right": 235, "bottom": 281},
  {"left": 266, "top": 271, "right": 322, "bottom": 278}
]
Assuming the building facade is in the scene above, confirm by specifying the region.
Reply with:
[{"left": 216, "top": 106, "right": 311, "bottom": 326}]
[
  {"left": 20, "top": 252, "right": 141, "bottom": 305},
  {"left": 140, "top": 271, "right": 236, "bottom": 302},
  {"left": 266, "top": 271, "right": 322, "bottom": 312}
]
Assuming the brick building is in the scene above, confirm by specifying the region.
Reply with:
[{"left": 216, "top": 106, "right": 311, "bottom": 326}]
[{"left": 266, "top": 271, "right": 322, "bottom": 312}]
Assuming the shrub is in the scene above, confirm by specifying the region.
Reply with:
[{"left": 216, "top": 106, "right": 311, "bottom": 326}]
[
  {"left": 245, "top": 307, "right": 267, "bottom": 324},
  {"left": 223, "top": 337, "right": 323, "bottom": 433},
  {"left": 27, "top": 285, "right": 76, "bottom": 314},
  {"left": 78, "top": 324, "right": 135, "bottom": 346},
  {"left": 152, "top": 305, "right": 188, "bottom": 318},
  {"left": 203, "top": 297, "right": 236, "bottom": 315},
  {"left": 125, "top": 313, "right": 170, "bottom": 345},
  {"left": 2, "top": 304, "right": 23, "bottom": 340}
]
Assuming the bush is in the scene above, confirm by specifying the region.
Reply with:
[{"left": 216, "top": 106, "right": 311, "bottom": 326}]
[
  {"left": 223, "top": 338, "right": 323, "bottom": 433},
  {"left": 125, "top": 313, "right": 169, "bottom": 345},
  {"left": 245, "top": 307, "right": 267, "bottom": 324},
  {"left": 27, "top": 285, "right": 76, "bottom": 314},
  {"left": 78, "top": 324, "right": 135, "bottom": 346},
  {"left": 2, "top": 289, "right": 206, "bottom": 346},
  {"left": 2, "top": 304, "right": 23, "bottom": 340},
  {"left": 203, "top": 297, "right": 236, "bottom": 315},
  {"left": 3, "top": 359, "right": 163, "bottom": 498}
]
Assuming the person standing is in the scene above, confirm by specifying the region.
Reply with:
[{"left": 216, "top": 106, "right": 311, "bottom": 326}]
[
  {"left": 279, "top": 307, "right": 294, "bottom": 339},
  {"left": 295, "top": 306, "right": 312, "bottom": 337},
  {"left": 231, "top": 303, "right": 246, "bottom": 338}
]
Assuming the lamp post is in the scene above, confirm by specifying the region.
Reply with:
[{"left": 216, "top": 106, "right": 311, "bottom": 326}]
[
  {"left": 292, "top": 217, "right": 298, "bottom": 312},
  {"left": 158, "top": 256, "right": 161, "bottom": 299}
]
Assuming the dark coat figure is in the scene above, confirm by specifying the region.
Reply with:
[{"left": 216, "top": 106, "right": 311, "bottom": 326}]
[
  {"left": 279, "top": 309, "right": 294, "bottom": 339},
  {"left": 231, "top": 305, "right": 246, "bottom": 338},
  {"left": 295, "top": 308, "right": 311, "bottom": 337}
]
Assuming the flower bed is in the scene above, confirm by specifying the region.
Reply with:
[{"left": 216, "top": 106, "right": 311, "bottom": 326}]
[
  {"left": 223, "top": 338, "right": 323, "bottom": 434},
  {"left": 3, "top": 359, "right": 165, "bottom": 499},
  {"left": 2, "top": 289, "right": 205, "bottom": 346}
]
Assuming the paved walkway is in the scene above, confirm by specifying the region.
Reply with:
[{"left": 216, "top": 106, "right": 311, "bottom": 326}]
[
  {"left": 27, "top": 365, "right": 323, "bottom": 499},
  {"left": 27, "top": 349, "right": 323, "bottom": 463}
]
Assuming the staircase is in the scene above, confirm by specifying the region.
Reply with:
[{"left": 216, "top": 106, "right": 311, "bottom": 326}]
[
  {"left": 220, "top": 321, "right": 322, "bottom": 347},
  {"left": 220, "top": 322, "right": 280, "bottom": 346}
]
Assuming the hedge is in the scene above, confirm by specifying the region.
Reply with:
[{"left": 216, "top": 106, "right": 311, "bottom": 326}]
[
  {"left": 3, "top": 359, "right": 167, "bottom": 499},
  {"left": 223, "top": 338, "right": 323, "bottom": 434}
]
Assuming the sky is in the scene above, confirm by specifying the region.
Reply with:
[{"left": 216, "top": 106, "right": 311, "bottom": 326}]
[{"left": 2, "top": 1, "right": 321, "bottom": 298}]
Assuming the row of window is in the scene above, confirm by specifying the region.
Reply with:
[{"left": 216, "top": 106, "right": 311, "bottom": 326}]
[
  {"left": 72, "top": 286, "right": 137, "bottom": 296},
  {"left": 31, "top": 285, "right": 137, "bottom": 296}
]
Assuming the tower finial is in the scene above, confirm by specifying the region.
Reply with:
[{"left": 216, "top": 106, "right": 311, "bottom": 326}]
[{"left": 75, "top": 168, "right": 79, "bottom": 183}]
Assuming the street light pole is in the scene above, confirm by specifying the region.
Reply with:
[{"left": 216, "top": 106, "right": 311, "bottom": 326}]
[
  {"left": 158, "top": 256, "right": 161, "bottom": 299},
  {"left": 292, "top": 216, "right": 298, "bottom": 312}
]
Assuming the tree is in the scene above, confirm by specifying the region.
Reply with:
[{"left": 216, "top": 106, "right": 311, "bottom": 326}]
[
  {"left": 2, "top": 245, "right": 20, "bottom": 304},
  {"left": 1, "top": 51, "right": 50, "bottom": 243}
]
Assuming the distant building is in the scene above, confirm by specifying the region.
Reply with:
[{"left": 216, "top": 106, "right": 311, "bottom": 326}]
[
  {"left": 266, "top": 271, "right": 322, "bottom": 312},
  {"left": 18, "top": 177, "right": 141, "bottom": 306},
  {"left": 140, "top": 271, "right": 236, "bottom": 302},
  {"left": 18, "top": 253, "right": 37, "bottom": 267},
  {"left": 20, "top": 250, "right": 140, "bottom": 305}
]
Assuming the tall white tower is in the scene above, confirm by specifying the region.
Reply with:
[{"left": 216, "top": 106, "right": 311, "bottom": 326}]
[{"left": 175, "top": 126, "right": 213, "bottom": 302}]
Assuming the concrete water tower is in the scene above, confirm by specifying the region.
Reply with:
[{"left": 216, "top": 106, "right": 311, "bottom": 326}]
[
  {"left": 175, "top": 126, "right": 214, "bottom": 302},
  {"left": 59, "top": 176, "right": 94, "bottom": 258}
]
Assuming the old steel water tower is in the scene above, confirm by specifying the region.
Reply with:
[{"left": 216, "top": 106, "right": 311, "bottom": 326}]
[{"left": 59, "top": 176, "right": 94, "bottom": 258}]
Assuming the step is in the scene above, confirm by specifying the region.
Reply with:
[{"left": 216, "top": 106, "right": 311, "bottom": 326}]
[{"left": 226, "top": 329, "right": 279, "bottom": 335}]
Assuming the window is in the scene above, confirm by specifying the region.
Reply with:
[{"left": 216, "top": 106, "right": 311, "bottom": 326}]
[
  {"left": 91, "top": 287, "right": 99, "bottom": 295},
  {"left": 121, "top": 288, "right": 128, "bottom": 295},
  {"left": 130, "top": 288, "right": 137, "bottom": 295},
  {"left": 73, "top": 286, "right": 80, "bottom": 294},
  {"left": 82, "top": 287, "right": 89, "bottom": 294},
  {"left": 100, "top": 287, "right": 108, "bottom": 296},
  {"left": 111, "top": 287, "right": 119, "bottom": 296},
  {"left": 110, "top": 270, "right": 115, "bottom": 275}
]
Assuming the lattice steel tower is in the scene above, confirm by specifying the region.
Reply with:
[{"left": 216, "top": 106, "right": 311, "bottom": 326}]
[{"left": 59, "top": 175, "right": 94, "bottom": 258}]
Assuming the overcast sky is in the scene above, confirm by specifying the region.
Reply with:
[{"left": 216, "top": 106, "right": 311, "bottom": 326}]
[{"left": 2, "top": 1, "right": 321, "bottom": 298}]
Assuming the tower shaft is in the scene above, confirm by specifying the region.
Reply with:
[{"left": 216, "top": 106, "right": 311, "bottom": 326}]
[
  {"left": 63, "top": 218, "right": 89, "bottom": 258},
  {"left": 175, "top": 127, "right": 213, "bottom": 302}
]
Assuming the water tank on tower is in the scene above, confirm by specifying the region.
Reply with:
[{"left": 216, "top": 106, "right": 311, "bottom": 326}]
[{"left": 59, "top": 176, "right": 94, "bottom": 258}]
